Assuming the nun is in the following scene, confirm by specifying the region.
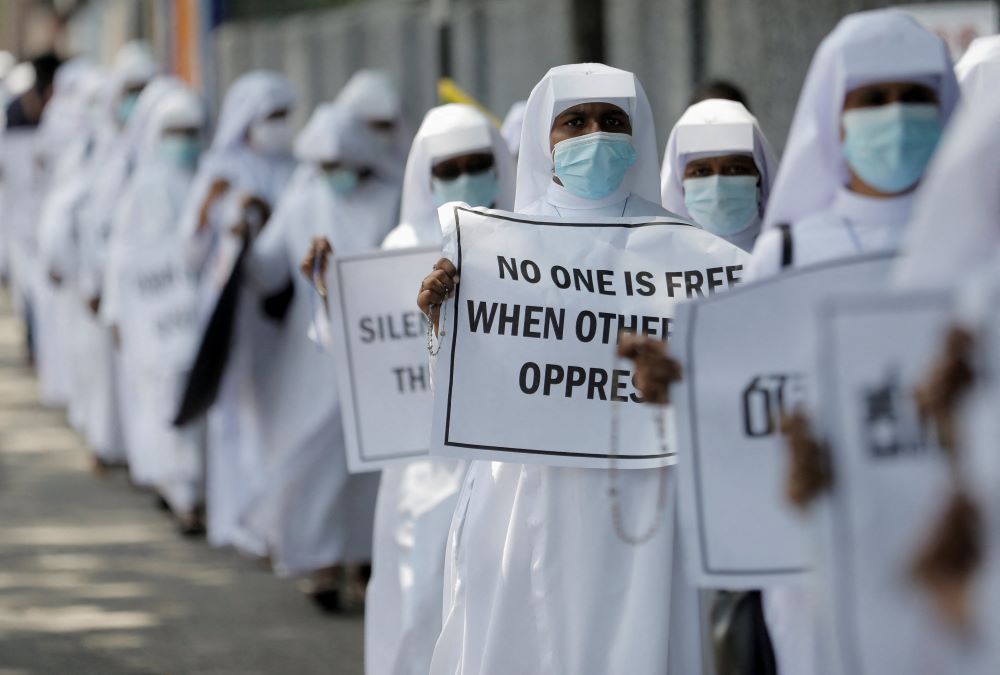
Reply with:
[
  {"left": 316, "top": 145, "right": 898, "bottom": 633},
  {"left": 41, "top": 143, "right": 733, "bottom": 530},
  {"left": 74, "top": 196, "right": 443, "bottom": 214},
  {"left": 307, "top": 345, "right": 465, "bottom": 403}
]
[
  {"left": 365, "top": 103, "right": 514, "bottom": 675},
  {"left": 747, "top": 9, "right": 959, "bottom": 280},
  {"left": 177, "top": 71, "right": 298, "bottom": 555},
  {"left": 741, "top": 10, "right": 959, "bottom": 675},
  {"left": 953, "top": 34, "right": 1000, "bottom": 105},
  {"left": 418, "top": 64, "right": 703, "bottom": 675},
  {"left": 335, "top": 69, "right": 410, "bottom": 195},
  {"left": 240, "top": 101, "right": 398, "bottom": 604},
  {"left": 102, "top": 83, "right": 208, "bottom": 533},
  {"left": 660, "top": 98, "right": 778, "bottom": 252}
]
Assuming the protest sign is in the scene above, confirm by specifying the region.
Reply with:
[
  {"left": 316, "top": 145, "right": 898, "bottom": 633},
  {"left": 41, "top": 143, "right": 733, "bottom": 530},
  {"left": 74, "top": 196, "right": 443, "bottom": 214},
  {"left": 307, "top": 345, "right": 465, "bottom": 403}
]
[
  {"left": 327, "top": 246, "right": 441, "bottom": 472},
  {"left": 430, "top": 206, "right": 747, "bottom": 470},
  {"left": 811, "top": 291, "right": 992, "bottom": 675},
  {"left": 673, "top": 254, "right": 894, "bottom": 588},
  {"left": 116, "top": 242, "right": 200, "bottom": 371}
]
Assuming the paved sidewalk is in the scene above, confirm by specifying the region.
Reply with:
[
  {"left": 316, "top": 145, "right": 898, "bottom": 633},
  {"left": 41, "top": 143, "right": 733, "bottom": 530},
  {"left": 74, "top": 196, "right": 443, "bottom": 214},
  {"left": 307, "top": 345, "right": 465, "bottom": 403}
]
[{"left": 0, "top": 296, "right": 364, "bottom": 675}]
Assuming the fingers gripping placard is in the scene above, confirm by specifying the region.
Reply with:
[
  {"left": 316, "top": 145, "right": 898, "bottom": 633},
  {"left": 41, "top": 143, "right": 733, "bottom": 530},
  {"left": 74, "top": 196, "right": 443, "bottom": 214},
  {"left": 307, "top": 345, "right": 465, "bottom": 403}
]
[{"left": 430, "top": 206, "right": 749, "bottom": 470}]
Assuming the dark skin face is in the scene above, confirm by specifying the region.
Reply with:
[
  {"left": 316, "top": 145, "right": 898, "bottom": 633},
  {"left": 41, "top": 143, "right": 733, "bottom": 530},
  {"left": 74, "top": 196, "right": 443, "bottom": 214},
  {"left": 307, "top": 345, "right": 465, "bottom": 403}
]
[
  {"left": 368, "top": 119, "right": 396, "bottom": 133},
  {"left": 163, "top": 125, "right": 201, "bottom": 141},
  {"left": 549, "top": 102, "right": 632, "bottom": 149},
  {"left": 319, "top": 160, "right": 374, "bottom": 180},
  {"left": 430, "top": 152, "right": 494, "bottom": 181},
  {"left": 549, "top": 102, "right": 632, "bottom": 186},
  {"left": 841, "top": 80, "right": 939, "bottom": 198},
  {"left": 682, "top": 154, "right": 760, "bottom": 181}
]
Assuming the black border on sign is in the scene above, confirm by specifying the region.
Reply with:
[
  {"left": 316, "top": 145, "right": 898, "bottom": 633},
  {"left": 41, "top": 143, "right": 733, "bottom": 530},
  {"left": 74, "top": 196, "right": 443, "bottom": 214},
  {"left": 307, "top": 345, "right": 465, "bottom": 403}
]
[
  {"left": 819, "top": 291, "right": 950, "bottom": 675},
  {"left": 336, "top": 247, "right": 440, "bottom": 464},
  {"left": 442, "top": 206, "right": 695, "bottom": 461},
  {"left": 685, "top": 252, "right": 896, "bottom": 578}
]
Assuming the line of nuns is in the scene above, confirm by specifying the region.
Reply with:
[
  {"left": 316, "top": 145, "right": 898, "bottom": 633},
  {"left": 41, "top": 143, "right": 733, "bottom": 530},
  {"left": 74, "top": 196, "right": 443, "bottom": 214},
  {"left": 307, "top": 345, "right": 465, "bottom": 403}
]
[{"left": 4, "top": 7, "right": 1000, "bottom": 674}]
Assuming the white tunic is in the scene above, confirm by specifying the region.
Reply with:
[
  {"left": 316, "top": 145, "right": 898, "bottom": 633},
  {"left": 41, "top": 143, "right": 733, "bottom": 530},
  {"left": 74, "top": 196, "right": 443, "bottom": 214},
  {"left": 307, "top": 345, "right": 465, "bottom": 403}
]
[
  {"left": 747, "top": 187, "right": 916, "bottom": 675},
  {"left": 430, "top": 183, "right": 703, "bottom": 675}
]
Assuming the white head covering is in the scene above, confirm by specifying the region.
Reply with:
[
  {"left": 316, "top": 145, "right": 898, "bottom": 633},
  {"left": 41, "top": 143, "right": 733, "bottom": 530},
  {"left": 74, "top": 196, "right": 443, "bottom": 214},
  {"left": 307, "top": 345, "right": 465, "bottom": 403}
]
[
  {"left": 112, "top": 41, "right": 158, "bottom": 89},
  {"left": 514, "top": 63, "right": 660, "bottom": 211},
  {"left": 334, "top": 69, "right": 410, "bottom": 178},
  {"left": 138, "top": 86, "right": 205, "bottom": 164},
  {"left": 400, "top": 103, "right": 515, "bottom": 233},
  {"left": 293, "top": 101, "right": 378, "bottom": 168},
  {"left": 894, "top": 81, "right": 1000, "bottom": 290},
  {"left": 121, "top": 76, "right": 187, "bottom": 163},
  {"left": 954, "top": 35, "right": 1000, "bottom": 104},
  {"left": 660, "top": 98, "right": 778, "bottom": 219},
  {"left": 211, "top": 70, "right": 296, "bottom": 153},
  {"left": 501, "top": 100, "right": 527, "bottom": 156},
  {"left": 762, "top": 8, "right": 960, "bottom": 230}
]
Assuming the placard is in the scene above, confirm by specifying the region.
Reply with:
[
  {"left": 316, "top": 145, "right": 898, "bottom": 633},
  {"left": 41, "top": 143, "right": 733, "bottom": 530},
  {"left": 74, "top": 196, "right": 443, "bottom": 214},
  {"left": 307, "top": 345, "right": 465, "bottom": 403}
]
[
  {"left": 673, "top": 254, "right": 894, "bottom": 588},
  {"left": 328, "top": 246, "right": 441, "bottom": 472},
  {"left": 431, "top": 206, "right": 748, "bottom": 469}
]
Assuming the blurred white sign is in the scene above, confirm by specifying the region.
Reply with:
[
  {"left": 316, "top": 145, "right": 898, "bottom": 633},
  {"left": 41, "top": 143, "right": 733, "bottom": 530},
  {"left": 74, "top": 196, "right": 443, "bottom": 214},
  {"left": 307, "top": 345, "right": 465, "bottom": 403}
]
[{"left": 902, "top": 1, "right": 998, "bottom": 58}]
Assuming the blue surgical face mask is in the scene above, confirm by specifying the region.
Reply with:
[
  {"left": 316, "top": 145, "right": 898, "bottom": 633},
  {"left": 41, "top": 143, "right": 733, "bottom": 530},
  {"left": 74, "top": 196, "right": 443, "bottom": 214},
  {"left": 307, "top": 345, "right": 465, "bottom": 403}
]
[
  {"left": 118, "top": 93, "right": 140, "bottom": 125},
  {"left": 161, "top": 136, "right": 201, "bottom": 170},
  {"left": 683, "top": 174, "right": 761, "bottom": 236},
  {"left": 325, "top": 167, "right": 360, "bottom": 196},
  {"left": 841, "top": 102, "right": 942, "bottom": 194},
  {"left": 552, "top": 131, "right": 637, "bottom": 200},
  {"left": 431, "top": 169, "right": 500, "bottom": 208}
]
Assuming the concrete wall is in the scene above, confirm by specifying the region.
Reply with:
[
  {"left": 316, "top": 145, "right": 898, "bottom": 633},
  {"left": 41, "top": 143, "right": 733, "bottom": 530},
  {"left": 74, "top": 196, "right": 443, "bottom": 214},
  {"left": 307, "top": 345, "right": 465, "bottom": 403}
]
[{"left": 184, "top": 0, "right": 1000, "bottom": 154}]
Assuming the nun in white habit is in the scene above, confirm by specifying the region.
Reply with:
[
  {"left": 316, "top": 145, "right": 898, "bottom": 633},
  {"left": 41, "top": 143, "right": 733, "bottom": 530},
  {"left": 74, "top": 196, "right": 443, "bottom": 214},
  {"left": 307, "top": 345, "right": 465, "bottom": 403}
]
[
  {"left": 661, "top": 98, "right": 778, "bottom": 252},
  {"left": 335, "top": 69, "right": 410, "bottom": 192},
  {"left": 177, "top": 71, "right": 297, "bottom": 554},
  {"left": 954, "top": 34, "right": 1000, "bottom": 105},
  {"left": 103, "top": 84, "right": 207, "bottom": 530},
  {"left": 741, "top": 10, "right": 959, "bottom": 675},
  {"left": 367, "top": 103, "right": 514, "bottom": 675},
  {"left": 747, "top": 9, "right": 959, "bottom": 280},
  {"left": 425, "top": 63, "right": 703, "bottom": 675},
  {"left": 240, "top": 102, "right": 398, "bottom": 585}
]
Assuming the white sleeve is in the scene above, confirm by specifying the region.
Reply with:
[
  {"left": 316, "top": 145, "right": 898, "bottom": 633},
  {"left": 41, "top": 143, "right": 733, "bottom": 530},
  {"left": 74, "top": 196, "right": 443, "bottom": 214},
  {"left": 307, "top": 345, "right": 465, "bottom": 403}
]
[{"left": 744, "top": 227, "right": 784, "bottom": 282}]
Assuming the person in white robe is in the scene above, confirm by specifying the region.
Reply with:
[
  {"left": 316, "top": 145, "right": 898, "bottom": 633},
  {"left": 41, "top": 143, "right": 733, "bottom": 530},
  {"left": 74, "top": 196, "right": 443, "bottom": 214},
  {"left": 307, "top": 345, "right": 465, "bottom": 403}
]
[
  {"left": 420, "top": 63, "right": 704, "bottom": 675},
  {"left": 365, "top": 103, "right": 515, "bottom": 675},
  {"left": 240, "top": 101, "right": 398, "bottom": 604},
  {"left": 953, "top": 34, "right": 1000, "bottom": 105},
  {"left": 742, "top": 10, "right": 960, "bottom": 675},
  {"left": 335, "top": 69, "right": 410, "bottom": 196},
  {"left": 661, "top": 98, "right": 778, "bottom": 252},
  {"left": 102, "top": 83, "right": 208, "bottom": 533},
  {"left": 71, "top": 43, "right": 158, "bottom": 470},
  {"left": 177, "top": 70, "right": 298, "bottom": 555}
]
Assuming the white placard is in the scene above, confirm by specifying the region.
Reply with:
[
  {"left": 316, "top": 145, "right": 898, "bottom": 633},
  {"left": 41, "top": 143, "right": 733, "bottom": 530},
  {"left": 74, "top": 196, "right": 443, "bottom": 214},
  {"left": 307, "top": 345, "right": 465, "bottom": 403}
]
[
  {"left": 673, "top": 254, "right": 894, "bottom": 588},
  {"left": 430, "top": 206, "right": 748, "bottom": 469},
  {"left": 117, "top": 242, "right": 200, "bottom": 370},
  {"left": 328, "top": 246, "right": 441, "bottom": 472},
  {"left": 812, "top": 291, "right": 991, "bottom": 675},
  {"left": 902, "top": 1, "right": 998, "bottom": 58}
]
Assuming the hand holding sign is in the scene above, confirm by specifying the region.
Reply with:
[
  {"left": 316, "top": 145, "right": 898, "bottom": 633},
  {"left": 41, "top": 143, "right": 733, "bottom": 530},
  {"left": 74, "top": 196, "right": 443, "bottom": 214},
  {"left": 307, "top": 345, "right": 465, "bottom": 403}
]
[
  {"left": 300, "top": 235, "right": 333, "bottom": 298},
  {"left": 616, "top": 333, "right": 682, "bottom": 405},
  {"left": 417, "top": 258, "right": 458, "bottom": 334}
]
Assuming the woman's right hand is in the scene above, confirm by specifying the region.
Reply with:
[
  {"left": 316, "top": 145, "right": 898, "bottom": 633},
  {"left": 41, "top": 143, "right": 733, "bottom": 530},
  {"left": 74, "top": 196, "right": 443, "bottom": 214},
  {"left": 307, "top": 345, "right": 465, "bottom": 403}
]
[
  {"left": 300, "top": 236, "right": 333, "bottom": 297},
  {"left": 417, "top": 258, "right": 458, "bottom": 334},
  {"left": 197, "top": 178, "right": 231, "bottom": 233}
]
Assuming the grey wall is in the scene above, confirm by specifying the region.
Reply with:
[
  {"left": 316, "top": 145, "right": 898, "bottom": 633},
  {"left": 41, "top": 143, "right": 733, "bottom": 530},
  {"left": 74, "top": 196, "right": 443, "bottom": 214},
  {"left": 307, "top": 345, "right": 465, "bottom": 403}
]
[{"left": 211, "top": 0, "right": 980, "bottom": 157}]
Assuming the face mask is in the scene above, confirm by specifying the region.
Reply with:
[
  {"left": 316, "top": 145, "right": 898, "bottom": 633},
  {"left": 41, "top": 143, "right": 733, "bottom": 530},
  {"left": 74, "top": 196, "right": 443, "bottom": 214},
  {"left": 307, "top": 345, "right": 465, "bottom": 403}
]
[
  {"left": 250, "top": 118, "right": 293, "bottom": 156},
  {"left": 552, "top": 131, "right": 637, "bottom": 200},
  {"left": 683, "top": 174, "right": 761, "bottom": 236},
  {"left": 161, "top": 136, "right": 202, "bottom": 170},
  {"left": 118, "top": 93, "right": 139, "bottom": 125},
  {"left": 841, "top": 102, "right": 942, "bottom": 194},
  {"left": 431, "top": 169, "right": 500, "bottom": 208},
  {"left": 325, "top": 168, "right": 360, "bottom": 196}
]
